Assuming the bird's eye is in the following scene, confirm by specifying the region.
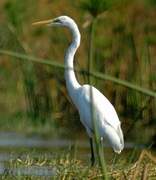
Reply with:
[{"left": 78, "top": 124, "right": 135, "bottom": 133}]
[{"left": 53, "top": 19, "right": 61, "bottom": 23}]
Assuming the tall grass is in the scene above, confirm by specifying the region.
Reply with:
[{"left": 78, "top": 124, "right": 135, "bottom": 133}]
[
  {"left": 87, "top": 15, "right": 108, "bottom": 177},
  {"left": 0, "top": 24, "right": 53, "bottom": 124}
]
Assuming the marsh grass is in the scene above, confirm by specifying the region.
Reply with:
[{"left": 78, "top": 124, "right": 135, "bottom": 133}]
[
  {"left": 0, "top": 150, "right": 155, "bottom": 179},
  {"left": 0, "top": 24, "right": 52, "bottom": 125}
]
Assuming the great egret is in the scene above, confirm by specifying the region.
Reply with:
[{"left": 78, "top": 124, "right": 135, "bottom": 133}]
[{"left": 33, "top": 16, "right": 124, "bottom": 165}]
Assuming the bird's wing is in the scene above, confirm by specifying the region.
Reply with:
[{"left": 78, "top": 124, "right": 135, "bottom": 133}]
[
  {"left": 77, "top": 84, "right": 124, "bottom": 151},
  {"left": 79, "top": 85, "right": 121, "bottom": 131}
]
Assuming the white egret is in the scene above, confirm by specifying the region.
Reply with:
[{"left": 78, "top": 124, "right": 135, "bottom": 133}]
[{"left": 33, "top": 16, "right": 124, "bottom": 165}]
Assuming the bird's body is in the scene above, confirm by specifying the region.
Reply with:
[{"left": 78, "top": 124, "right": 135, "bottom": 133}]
[
  {"left": 73, "top": 84, "right": 124, "bottom": 153},
  {"left": 33, "top": 15, "right": 124, "bottom": 165}
]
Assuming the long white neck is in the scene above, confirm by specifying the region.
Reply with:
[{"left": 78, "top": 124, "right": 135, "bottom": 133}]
[{"left": 64, "top": 20, "right": 81, "bottom": 103}]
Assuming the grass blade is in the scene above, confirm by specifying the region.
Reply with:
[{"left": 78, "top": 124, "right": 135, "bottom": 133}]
[{"left": 0, "top": 49, "right": 156, "bottom": 98}]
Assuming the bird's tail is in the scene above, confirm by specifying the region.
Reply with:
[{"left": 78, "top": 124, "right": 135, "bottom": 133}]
[
  {"left": 117, "top": 125, "right": 124, "bottom": 151},
  {"left": 104, "top": 125, "right": 124, "bottom": 153}
]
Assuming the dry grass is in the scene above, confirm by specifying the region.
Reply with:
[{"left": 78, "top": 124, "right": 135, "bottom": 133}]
[
  {"left": 1, "top": 150, "right": 156, "bottom": 179},
  {"left": 111, "top": 150, "right": 156, "bottom": 179}
]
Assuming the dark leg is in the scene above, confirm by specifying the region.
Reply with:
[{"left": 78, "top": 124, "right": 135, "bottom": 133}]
[{"left": 89, "top": 138, "right": 95, "bottom": 166}]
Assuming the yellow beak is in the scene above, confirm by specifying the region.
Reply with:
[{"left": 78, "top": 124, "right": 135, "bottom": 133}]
[{"left": 32, "top": 19, "right": 52, "bottom": 26}]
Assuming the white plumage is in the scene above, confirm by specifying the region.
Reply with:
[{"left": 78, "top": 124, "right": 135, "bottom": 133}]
[
  {"left": 33, "top": 15, "right": 124, "bottom": 165},
  {"left": 76, "top": 85, "right": 124, "bottom": 153}
]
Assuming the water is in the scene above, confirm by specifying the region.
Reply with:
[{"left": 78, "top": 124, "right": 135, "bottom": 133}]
[
  {"left": 0, "top": 132, "right": 145, "bottom": 177},
  {"left": 0, "top": 132, "right": 90, "bottom": 177},
  {"left": 0, "top": 163, "right": 57, "bottom": 176}
]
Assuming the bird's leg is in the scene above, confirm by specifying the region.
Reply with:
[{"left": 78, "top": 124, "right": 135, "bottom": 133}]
[{"left": 89, "top": 138, "right": 95, "bottom": 166}]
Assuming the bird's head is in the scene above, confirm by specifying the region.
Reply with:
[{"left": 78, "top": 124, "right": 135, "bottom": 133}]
[
  {"left": 32, "top": 15, "right": 80, "bottom": 47},
  {"left": 32, "top": 16, "right": 75, "bottom": 28}
]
